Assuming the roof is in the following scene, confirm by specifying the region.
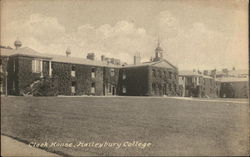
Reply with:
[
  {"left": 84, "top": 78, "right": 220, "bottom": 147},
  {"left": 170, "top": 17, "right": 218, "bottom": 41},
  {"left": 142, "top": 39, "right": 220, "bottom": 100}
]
[
  {"left": 216, "top": 77, "right": 248, "bottom": 83},
  {"left": 122, "top": 59, "right": 177, "bottom": 70},
  {"left": 10, "top": 47, "right": 52, "bottom": 59},
  {"left": 179, "top": 70, "right": 202, "bottom": 76},
  {"left": 0, "top": 47, "right": 121, "bottom": 68},
  {"left": 50, "top": 55, "right": 120, "bottom": 68},
  {"left": 0, "top": 48, "right": 16, "bottom": 56},
  {"left": 202, "top": 75, "right": 213, "bottom": 79}
]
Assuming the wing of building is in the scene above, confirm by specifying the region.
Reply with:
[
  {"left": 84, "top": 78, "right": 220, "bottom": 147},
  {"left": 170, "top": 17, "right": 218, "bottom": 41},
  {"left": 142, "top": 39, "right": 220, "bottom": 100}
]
[{"left": 0, "top": 39, "right": 179, "bottom": 96}]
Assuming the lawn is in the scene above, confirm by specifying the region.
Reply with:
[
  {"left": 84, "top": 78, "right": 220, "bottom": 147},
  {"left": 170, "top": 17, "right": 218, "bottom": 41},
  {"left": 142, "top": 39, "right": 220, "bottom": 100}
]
[{"left": 1, "top": 96, "right": 249, "bottom": 156}]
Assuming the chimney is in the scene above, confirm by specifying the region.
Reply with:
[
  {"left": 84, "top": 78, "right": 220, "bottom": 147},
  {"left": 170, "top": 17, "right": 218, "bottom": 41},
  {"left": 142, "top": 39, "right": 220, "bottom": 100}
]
[
  {"left": 66, "top": 47, "right": 71, "bottom": 57},
  {"left": 134, "top": 53, "right": 141, "bottom": 65},
  {"left": 87, "top": 53, "right": 95, "bottom": 60},
  {"left": 203, "top": 70, "right": 208, "bottom": 76},
  {"left": 101, "top": 55, "right": 105, "bottom": 61}
]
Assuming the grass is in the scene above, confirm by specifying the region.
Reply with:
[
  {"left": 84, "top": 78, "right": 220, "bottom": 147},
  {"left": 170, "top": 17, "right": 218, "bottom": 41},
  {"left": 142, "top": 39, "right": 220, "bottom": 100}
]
[{"left": 1, "top": 96, "right": 249, "bottom": 156}]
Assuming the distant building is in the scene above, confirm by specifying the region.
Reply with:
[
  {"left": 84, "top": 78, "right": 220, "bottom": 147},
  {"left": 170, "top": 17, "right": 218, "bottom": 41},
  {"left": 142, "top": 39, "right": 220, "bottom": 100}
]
[
  {"left": 216, "top": 77, "right": 248, "bottom": 98},
  {"left": 179, "top": 70, "right": 217, "bottom": 98},
  {"left": 179, "top": 70, "right": 203, "bottom": 97},
  {"left": 101, "top": 55, "right": 121, "bottom": 65}
]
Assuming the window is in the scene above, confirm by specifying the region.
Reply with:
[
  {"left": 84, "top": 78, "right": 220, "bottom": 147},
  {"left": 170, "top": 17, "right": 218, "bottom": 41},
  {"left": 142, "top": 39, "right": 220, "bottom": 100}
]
[
  {"left": 13, "top": 81, "right": 15, "bottom": 91},
  {"left": 169, "top": 72, "right": 172, "bottom": 79},
  {"left": 152, "top": 69, "right": 156, "bottom": 77},
  {"left": 158, "top": 70, "right": 162, "bottom": 78},
  {"left": 91, "top": 82, "right": 95, "bottom": 94},
  {"left": 91, "top": 67, "right": 96, "bottom": 78},
  {"left": 164, "top": 71, "right": 167, "bottom": 78},
  {"left": 122, "top": 86, "right": 126, "bottom": 93},
  {"left": 108, "top": 84, "right": 112, "bottom": 93},
  {"left": 122, "top": 71, "right": 126, "bottom": 80},
  {"left": 158, "top": 83, "right": 162, "bottom": 90},
  {"left": 13, "top": 59, "right": 16, "bottom": 72},
  {"left": 110, "top": 69, "right": 115, "bottom": 76},
  {"left": 71, "top": 81, "right": 76, "bottom": 94},
  {"left": 71, "top": 66, "right": 76, "bottom": 77},
  {"left": 169, "top": 83, "right": 172, "bottom": 91},
  {"left": 32, "top": 59, "right": 42, "bottom": 73}
]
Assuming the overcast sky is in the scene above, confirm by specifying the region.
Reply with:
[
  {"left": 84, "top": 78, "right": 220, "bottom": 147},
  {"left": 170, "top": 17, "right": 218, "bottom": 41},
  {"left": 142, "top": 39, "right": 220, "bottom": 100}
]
[{"left": 1, "top": 0, "right": 248, "bottom": 70}]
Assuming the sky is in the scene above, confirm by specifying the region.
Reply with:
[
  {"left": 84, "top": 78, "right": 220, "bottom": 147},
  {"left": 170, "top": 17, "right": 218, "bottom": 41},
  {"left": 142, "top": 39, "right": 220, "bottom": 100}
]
[{"left": 1, "top": 0, "right": 248, "bottom": 70}]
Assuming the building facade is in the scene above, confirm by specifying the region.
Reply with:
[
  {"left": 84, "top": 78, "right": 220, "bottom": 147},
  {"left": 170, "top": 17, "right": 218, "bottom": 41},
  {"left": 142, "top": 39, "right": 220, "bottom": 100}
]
[
  {"left": 1, "top": 40, "right": 178, "bottom": 97},
  {"left": 217, "top": 77, "right": 248, "bottom": 98},
  {"left": 118, "top": 42, "right": 178, "bottom": 96},
  {"left": 179, "top": 71, "right": 218, "bottom": 98}
]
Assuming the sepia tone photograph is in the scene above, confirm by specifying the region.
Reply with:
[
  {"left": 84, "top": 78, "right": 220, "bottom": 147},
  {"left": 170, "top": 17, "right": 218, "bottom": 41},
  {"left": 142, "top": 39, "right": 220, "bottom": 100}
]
[{"left": 0, "top": 0, "right": 249, "bottom": 156}]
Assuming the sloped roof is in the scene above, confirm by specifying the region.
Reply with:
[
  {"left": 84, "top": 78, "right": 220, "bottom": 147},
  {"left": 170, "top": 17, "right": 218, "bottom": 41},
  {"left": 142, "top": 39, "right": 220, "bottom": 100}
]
[
  {"left": 10, "top": 47, "right": 52, "bottom": 59},
  {"left": 50, "top": 54, "right": 120, "bottom": 67},
  {"left": 0, "top": 48, "right": 16, "bottom": 56},
  {"left": 179, "top": 70, "right": 202, "bottom": 76},
  {"left": 122, "top": 59, "right": 177, "bottom": 69},
  {"left": 1, "top": 47, "right": 120, "bottom": 67},
  {"left": 216, "top": 77, "right": 248, "bottom": 83}
]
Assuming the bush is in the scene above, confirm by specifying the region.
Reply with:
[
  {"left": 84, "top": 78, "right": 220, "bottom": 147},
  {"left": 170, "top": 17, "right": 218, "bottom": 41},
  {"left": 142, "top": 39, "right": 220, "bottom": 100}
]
[{"left": 32, "top": 77, "right": 58, "bottom": 96}]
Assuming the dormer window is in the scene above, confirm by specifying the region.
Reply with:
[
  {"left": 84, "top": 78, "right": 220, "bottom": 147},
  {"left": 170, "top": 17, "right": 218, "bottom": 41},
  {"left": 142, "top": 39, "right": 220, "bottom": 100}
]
[
  {"left": 91, "top": 67, "right": 96, "bottom": 78},
  {"left": 71, "top": 66, "right": 76, "bottom": 77}
]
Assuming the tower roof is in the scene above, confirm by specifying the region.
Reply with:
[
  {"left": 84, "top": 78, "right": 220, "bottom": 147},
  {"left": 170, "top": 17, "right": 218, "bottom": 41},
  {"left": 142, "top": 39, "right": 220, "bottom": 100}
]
[{"left": 155, "top": 37, "right": 163, "bottom": 51}]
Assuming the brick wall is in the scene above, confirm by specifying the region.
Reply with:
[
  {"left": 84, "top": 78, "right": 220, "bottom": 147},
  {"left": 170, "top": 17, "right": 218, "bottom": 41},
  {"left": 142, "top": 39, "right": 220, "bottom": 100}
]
[
  {"left": 103, "top": 67, "right": 119, "bottom": 95},
  {"left": 118, "top": 66, "right": 149, "bottom": 96},
  {"left": 149, "top": 66, "right": 179, "bottom": 96},
  {"left": 52, "top": 62, "right": 104, "bottom": 96},
  {"left": 0, "top": 56, "right": 8, "bottom": 95}
]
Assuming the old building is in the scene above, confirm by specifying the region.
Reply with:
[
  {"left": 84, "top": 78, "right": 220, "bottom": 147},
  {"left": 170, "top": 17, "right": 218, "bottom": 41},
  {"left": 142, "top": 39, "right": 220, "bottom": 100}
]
[
  {"left": 1, "top": 39, "right": 179, "bottom": 97},
  {"left": 179, "top": 70, "right": 218, "bottom": 98},
  {"left": 0, "top": 40, "right": 120, "bottom": 96},
  {"left": 216, "top": 77, "right": 248, "bottom": 98},
  {"left": 118, "top": 41, "right": 179, "bottom": 96},
  {"left": 179, "top": 70, "right": 203, "bottom": 97}
]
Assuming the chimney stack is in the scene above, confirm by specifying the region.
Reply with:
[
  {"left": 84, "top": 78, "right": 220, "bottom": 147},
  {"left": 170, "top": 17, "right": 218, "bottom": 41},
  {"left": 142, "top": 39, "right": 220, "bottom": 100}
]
[
  {"left": 87, "top": 53, "right": 95, "bottom": 60},
  {"left": 134, "top": 53, "right": 141, "bottom": 65},
  {"left": 101, "top": 55, "right": 105, "bottom": 61},
  {"left": 66, "top": 47, "right": 71, "bottom": 57}
]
